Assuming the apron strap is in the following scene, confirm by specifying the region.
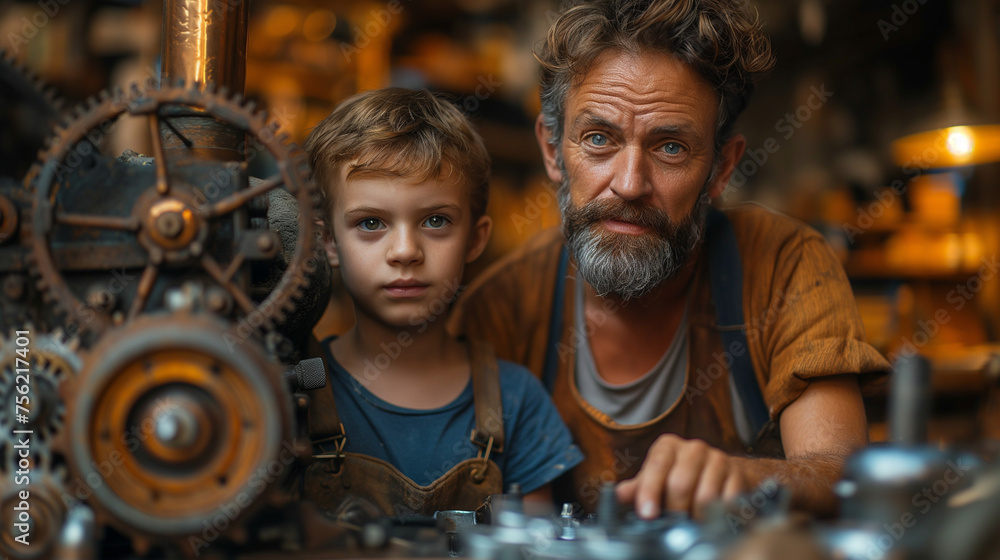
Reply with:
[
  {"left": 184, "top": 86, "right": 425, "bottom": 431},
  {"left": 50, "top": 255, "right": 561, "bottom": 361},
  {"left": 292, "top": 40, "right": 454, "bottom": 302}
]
[
  {"left": 469, "top": 339, "right": 505, "bottom": 454},
  {"left": 542, "top": 245, "right": 570, "bottom": 394},
  {"left": 705, "top": 207, "right": 770, "bottom": 436},
  {"left": 305, "top": 335, "right": 347, "bottom": 456}
]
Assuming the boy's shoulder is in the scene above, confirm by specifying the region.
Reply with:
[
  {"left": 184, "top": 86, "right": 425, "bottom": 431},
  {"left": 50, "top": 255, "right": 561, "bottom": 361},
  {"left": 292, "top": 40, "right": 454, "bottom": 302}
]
[{"left": 494, "top": 358, "right": 547, "bottom": 401}]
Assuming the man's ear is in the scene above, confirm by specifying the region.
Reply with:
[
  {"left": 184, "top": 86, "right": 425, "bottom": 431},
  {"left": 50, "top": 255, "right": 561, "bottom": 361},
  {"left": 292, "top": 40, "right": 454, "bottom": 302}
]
[
  {"left": 707, "top": 133, "right": 747, "bottom": 200},
  {"left": 323, "top": 235, "right": 340, "bottom": 268},
  {"left": 465, "top": 215, "right": 493, "bottom": 263},
  {"left": 535, "top": 114, "right": 564, "bottom": 185}
]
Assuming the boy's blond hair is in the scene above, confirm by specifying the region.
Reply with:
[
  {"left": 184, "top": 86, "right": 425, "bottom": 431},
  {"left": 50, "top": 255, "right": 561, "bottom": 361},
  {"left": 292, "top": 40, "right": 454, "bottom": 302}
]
[{"left": 305, "top": 88, "right": 491, "bottom": 238}]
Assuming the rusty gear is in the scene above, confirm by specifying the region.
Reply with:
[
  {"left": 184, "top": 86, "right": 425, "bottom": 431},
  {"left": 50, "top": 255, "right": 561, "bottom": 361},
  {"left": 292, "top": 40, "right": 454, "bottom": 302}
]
[
  {"left": 27, "top": 82, "right": 320, "bottom": 339},
  {"left": 60, "top": 314, "right": 300, "bottom": 554}
]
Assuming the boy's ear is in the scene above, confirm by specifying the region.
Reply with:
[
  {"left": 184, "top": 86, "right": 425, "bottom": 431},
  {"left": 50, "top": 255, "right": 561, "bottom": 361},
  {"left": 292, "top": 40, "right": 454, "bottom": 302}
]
[
  {"left": 323, "top": 235, "right": 340, "bottom": 268},
  {"left": 465, "top": 215, "right": 493, "bottom": 263}
]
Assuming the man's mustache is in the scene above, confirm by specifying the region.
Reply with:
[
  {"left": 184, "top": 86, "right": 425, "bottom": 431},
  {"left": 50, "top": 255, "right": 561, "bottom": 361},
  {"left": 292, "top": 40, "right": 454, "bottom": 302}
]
[{"left": 570, "top": 198, "right": 674, "bottom": 236}]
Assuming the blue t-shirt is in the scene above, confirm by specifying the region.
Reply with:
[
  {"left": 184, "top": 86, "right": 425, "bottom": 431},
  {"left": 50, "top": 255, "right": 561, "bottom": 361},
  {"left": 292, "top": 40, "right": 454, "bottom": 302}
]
[{"left": 316, "top": 340, "right": 583, "bottom": 493}]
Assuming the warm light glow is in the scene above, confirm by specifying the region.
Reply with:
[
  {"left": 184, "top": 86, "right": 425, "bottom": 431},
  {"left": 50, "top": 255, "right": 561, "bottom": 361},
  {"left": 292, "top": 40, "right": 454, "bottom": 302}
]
[
  {"left": 265, "top": 5, "right": 300, "bottom": 38},
  {"left": 945, "top": 126, "right": 974, "bottom": 159},
  {"left": 303, "top": 10, "right": 337, "bottom": 42}
]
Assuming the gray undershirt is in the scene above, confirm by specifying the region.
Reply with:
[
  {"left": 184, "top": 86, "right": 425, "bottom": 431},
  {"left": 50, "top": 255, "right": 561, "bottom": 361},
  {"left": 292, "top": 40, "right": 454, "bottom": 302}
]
[{"left": 573, "top": 274, "right": 756, "bottom": 445}]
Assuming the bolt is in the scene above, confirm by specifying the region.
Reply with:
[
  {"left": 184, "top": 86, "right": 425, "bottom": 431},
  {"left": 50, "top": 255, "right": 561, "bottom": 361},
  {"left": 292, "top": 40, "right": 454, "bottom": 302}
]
[
  {"left": 256, "top": 234, "right": 275, "bottom": 253},
  {"left": 155, "top": 407, "right": 200, "bottom": 449},
  {"left": 155, "top": 211, "right": 185, "bottom": 239},
  {"left": 205, "top": 288, "right": 231, "bottom": 314},
  {"left": 86, "top": 287, "right": 115, "bottom": 312},
  {"left": 189, "top": 241, "right": 202, "bottom": 257}
]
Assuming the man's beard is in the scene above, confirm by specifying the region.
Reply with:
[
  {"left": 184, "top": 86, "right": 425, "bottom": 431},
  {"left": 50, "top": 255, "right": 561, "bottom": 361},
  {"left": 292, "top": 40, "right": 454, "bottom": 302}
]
[{"left": 558, "top": 173, "right": 711, "bottom": 302}]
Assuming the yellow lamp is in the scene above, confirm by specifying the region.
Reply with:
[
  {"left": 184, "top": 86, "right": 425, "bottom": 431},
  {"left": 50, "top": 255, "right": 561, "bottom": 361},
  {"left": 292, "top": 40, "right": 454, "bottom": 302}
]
[{"left": 891, "top": 124, "right": 1000, "bottom": 168}]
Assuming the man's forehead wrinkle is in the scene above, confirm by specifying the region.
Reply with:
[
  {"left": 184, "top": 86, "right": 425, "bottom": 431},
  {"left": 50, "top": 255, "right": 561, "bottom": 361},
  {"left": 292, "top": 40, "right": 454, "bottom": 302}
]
[{"left": 569, "top": 93, "right": 706, "bottom": 138}]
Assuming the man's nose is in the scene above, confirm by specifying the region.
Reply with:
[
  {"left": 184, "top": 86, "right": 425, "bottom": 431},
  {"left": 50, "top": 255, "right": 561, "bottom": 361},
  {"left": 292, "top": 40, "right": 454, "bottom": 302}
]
[
  {"left": 387, "top": 228, "right": 423, "bottom": 265},
  {"left": 610, "top": 147, "right": 652, "bottom": 201}
]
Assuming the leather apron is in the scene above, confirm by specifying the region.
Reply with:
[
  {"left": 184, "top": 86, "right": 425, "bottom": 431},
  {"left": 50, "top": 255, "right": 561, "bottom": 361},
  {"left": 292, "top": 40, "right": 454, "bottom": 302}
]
[
  {"left": 302, "top": 339, "right": 505, "bottom": 519},
  {"left": 548, "top": 210, "right": 784, "bottom": 512}
]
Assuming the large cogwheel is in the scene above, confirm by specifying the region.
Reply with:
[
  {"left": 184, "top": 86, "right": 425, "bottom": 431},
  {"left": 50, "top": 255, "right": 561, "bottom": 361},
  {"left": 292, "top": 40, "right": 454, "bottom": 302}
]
[{"left": 27, "top": 83, "right": 320, "bottom": 340}]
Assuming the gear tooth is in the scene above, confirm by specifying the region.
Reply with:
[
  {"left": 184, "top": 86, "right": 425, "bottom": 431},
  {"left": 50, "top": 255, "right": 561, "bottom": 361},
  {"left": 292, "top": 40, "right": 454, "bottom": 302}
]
[
  {"left": 270, "top": 309, "right": 286, "bottom": 324},
  {"left": 99, "top": 89, "right": 111, "bottom": 102},
  {"left": 243, "top": 99, "right": 257, "bottom": 113},
  {"left": 86, "top": 95, "right": 98, "bottom": 108},
  {"left": 217, "top": 85, "right": 229, "bottom": 98},
  {"left": 231, "top": 92, "right": 244, "bottom": 104}
]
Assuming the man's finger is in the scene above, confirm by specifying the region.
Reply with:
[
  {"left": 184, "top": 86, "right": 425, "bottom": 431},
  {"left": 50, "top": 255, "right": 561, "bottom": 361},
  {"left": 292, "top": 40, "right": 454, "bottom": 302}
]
[
  {"left": 616, "top": 477, "right": 638, "bottom": 504},
  {"left": 692, "top": 451, "right": 729, "bottom": 519},
  {"left": 633, "top": 436, "right": 678, "bottom": 519},
  {"left": 722, "top": 466, "right": 747, "bottom": 501},
  {"left": 664, "top": 440, "right": 709, "bottom": 513}
]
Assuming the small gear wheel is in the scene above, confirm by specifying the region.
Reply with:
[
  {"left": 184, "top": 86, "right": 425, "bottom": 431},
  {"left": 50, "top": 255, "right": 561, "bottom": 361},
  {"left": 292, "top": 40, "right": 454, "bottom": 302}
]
[
  {"left": 60, "top": 314, "right": 299, "bottom": 556},
  {"left": 27, "top": 82, "right": 320, "bottom": 339},
  {"left": 0, "top": 328, "right": 81, "bottom": 466}
]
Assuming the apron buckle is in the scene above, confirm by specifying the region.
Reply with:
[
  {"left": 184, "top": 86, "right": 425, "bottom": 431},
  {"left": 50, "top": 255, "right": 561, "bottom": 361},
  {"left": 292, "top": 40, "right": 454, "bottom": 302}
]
[
  {"left": 312, "top": 423, "right": 348, "bottom": 468},
  {"left": 469, "top": 430, "right": 494, "bottom": 483}
]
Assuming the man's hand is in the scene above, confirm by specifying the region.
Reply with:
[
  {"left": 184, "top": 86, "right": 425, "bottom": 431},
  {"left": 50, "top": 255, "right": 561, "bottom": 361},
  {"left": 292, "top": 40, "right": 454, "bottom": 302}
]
[
  {"left": 617, "top": 375, "right": 869, "bottom": 519},
  {"left": 615, "top": 434, "right": 746, "bottom": 519}
]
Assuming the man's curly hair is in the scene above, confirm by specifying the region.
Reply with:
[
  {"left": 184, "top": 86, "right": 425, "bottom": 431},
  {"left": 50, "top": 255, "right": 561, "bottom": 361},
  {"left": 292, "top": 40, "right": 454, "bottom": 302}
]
[{"left": 537, "top": 0, "right": 775, "bottom": 153}]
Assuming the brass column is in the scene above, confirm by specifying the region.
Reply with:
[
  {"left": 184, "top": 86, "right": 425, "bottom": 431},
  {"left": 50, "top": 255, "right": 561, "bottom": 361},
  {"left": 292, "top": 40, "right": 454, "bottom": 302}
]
[{"left": 159, "top": 0, "right": 250, "bottom": 160}]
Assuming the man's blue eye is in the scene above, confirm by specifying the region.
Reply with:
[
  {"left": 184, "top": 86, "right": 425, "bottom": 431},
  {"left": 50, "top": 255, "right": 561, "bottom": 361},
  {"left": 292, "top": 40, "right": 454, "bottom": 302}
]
[
  {"left": 589, "top": 134, "right": 608, "bottom": 147},
  {"left": 360, "top": 218, "right": 382, "bottom": 231},
  {"left": 662, "top": 142, "right": 682, "bottom": 155},
  {"left": 424, "top": 215, "right": 448, "bottom": 228}
]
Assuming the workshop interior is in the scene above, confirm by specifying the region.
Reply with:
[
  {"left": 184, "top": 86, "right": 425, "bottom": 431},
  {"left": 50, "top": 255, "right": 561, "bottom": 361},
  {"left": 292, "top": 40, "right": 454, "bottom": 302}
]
[{"left": 1, "top": 0, "right": 1000, "bottom": 558}]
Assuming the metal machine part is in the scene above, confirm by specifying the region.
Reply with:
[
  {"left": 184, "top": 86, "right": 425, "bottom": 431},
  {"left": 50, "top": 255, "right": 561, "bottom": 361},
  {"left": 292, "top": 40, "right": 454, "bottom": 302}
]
[
  {"left": 0, "top": 329, "right": 80, "bottom": 465},
  {"left": 0, "top": 51, "right": 63, "bottom": 332},
  {"left": 57, "top": 314, "right": 301, "bottom": 555},
  {"left": 159, "top": 0, "right": 250, "bottom": 162},
  {"left": 27, "top": 83, "right": 321, "bottom": 344},
  {"left": 0, "top": 50, "right": 62, "bottom": 184}
]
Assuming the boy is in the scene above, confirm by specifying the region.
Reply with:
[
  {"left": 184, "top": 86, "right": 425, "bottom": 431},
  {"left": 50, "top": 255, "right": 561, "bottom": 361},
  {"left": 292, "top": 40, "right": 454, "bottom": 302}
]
[{"left": 302, "top": 88, "right": 582, "bottom": 518}]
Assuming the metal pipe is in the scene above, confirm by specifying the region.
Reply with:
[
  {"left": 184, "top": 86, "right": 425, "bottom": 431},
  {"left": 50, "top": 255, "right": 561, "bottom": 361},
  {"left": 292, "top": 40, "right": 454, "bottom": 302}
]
[
  {"left": 889, "top": 355, "right": 932, "bottom": 446},
  {"left": 159, "top": 0, "right": 250, "bottom": 160}
]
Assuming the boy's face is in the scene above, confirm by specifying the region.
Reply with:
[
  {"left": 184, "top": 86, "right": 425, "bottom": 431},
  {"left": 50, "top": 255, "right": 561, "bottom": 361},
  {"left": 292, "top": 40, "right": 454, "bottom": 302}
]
[{"left": 325, "top": 169, "right": 492, "bottom": 329}]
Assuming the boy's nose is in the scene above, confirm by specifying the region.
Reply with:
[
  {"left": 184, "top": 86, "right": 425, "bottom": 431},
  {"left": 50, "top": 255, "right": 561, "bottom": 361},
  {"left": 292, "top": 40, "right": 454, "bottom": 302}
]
[{"left": 387, "top": 229, "right": 423, "bottom": 265}]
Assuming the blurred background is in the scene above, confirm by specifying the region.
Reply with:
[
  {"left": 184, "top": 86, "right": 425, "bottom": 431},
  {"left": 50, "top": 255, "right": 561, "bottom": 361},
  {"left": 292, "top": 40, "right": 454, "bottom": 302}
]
[{"left": 3, "top": 0, "right": 999, "bottom": 446}]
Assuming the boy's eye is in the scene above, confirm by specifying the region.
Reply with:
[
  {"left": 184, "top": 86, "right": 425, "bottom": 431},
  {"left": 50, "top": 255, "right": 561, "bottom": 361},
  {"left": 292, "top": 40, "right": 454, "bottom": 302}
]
[
  {"left": 423, "top": 215, "right": 449, "bottom": 229},
  {"left": 359, "top": 218, "right": 383, "bottom": 231}
]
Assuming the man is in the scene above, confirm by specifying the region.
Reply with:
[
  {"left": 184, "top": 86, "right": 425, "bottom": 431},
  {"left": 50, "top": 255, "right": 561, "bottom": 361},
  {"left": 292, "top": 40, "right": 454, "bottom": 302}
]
[{"left": 450, "top": 0, "right": 889, "bottom": 519}]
